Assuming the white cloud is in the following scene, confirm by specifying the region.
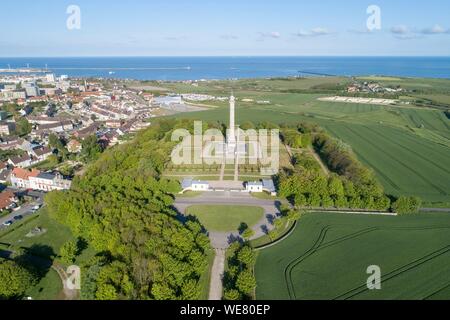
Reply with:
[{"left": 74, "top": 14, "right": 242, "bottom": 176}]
[
  {"left": 390, "top": 25, "right": 410, "bottom": 35},
  {"left": 258, "top": 31, "right": 281, "bottom": 39},
  {"left": 220, "top": 34, "right": 239, "bottom": 40},
  {"left": 294, "top": 27, "right": 333, "bottom": 37},
  {"left": 421, "top": 24, "right": 449, "bottom": 34}
]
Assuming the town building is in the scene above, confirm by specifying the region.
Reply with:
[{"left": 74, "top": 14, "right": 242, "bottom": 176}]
[
  {"left": 10, "top": 168, "right": 72, "bottom": 191},
  {"left": 180, "top": 179, "right": 210, "bottom": 193},
  {"left": 67, "top": 139, "right": 82, "bottom": 153},
  {"left": 8, "top": 154, "right": 32, "bottom": 168},
  {"left": 0, "top": 190, "right": 17, "bottom": 211}
]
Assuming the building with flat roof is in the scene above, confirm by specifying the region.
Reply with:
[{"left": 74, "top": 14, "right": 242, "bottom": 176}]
[{"left": 180, "top": 179, "right": 210, "bottom": 193}]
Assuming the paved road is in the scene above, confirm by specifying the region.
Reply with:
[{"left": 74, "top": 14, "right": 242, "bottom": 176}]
[
  {"left": 0, "top": 198, "right": 44, "bottom": 231},
  {"left": 208, "top": 249, "right": 225, "bottom": 300},
  {"left": 174, "top": 192, "right": 279, "bottom": 249}
]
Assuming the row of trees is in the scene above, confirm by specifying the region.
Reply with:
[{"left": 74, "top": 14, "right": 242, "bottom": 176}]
[
  {"left": 45, "top": 119, "right": 211, "bottom": 300},
  {"left": 223, "top": 244, "right": 257, "bottom": 300},
  {"left": 0, "top": 259, "right": 36, "bottom": 300},
  {"left": 278, "top": 123, "right": 423, "bottom": 213},
  {"left": 279, "top": 124, "right": 391, "bottom": 211}
]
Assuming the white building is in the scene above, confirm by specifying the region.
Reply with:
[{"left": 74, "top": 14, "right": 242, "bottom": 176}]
[
  {"left": 245, "top": 181, "right": 263, "bottom": 193},
  {"left": 180, "top": 179, "right": 210, "bottom": 193}
]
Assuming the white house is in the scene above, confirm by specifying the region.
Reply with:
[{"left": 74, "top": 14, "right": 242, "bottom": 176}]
[
  {"left": 245, "top": 181, "right": 263, "bottom": 193},
  {"left": 245, "top": 179, "right": 277, "bottom": 196},
  {"left": 180, "top": 179, "right": 210, "bottom": 193}
]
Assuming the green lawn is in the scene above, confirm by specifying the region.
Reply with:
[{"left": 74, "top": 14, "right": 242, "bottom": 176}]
[
  {"left": 25, "top": 268, "right": 62, "bottom": 300},
  {"left": 255, "top": 212, "right": 450, "bottom": 300},
  {"left": 186, "top": 205, "right": 264, "bottom": 232},
  {"left": 0, "top": 208, "right": 73, "bottom": 257},
  {"left": 0, "top": 208, "right": 77, "bottom": 300}
]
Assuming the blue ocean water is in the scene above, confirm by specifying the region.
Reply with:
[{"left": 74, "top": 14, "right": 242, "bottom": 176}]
[{"left": 0, "top": 56, "right": 449, "bottom": 80}]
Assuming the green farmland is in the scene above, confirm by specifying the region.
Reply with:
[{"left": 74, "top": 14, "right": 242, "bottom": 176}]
[
  {"left": 255, "top": 212, "right": 450, "bottom": 300},
  {"left": 324, "top": 123, "right": 450, "bottom": 202}
]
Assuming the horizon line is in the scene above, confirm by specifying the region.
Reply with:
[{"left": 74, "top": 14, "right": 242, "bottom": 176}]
[{"left": 1, "top": 55, "right": 449, "bottom": 59}]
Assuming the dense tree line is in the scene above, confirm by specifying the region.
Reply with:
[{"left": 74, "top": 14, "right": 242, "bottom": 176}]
[
  {"left": 45, "top": 120, "right": 211, "bottom": 300},
  {"left": 223, "top": 244, "right": 257, "bottom": 300},
  {"left": 279, "top": 125, "right": 391, "bottom": 211},
  {"left": 0, "top": 259, "right": 36, "bottom": 300}
]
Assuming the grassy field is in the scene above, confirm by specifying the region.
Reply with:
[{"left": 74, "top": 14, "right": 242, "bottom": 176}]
[
  {"left": 186, "top": 205, "right": 264, "bottom": 232},
  {"left": 324, "top": 123, "right": 450, "bottom": 202},
  {"left": 0, "top": 209, "right": 76, "bottom": 300},
  {"left": 255, "top": 212, "right": 450, "bottom": 300},
  {"left": 159, "top": 76, "right": 450, "bottom": 205}
]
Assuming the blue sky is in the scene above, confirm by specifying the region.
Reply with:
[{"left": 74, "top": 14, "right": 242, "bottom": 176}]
[{"left": 1, "top": 0, "right": 449, "bottom": 56}]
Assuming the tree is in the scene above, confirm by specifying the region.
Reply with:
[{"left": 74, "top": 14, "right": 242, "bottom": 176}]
[
  {"left": 49, "top": 133, "right": 68, "bottom": 159},
  {"left": 241, "top": 228, "right": 255, "bottom": 241},
  {"left": 392, "top": 196, "right": 422, "bottom": 215},
  {"left": 0, "top": 260, "right": 35, "bottom": 299},
  {"left": 14, "top": 118, "right": 32, "bottom": 136},
  {"left": 60, "top": 240, "right": 79, "bottom": 264},
  {"left": 287, "top": 210, "right": 302, "bottom": 222},
  {"left": 81, "top": 135, "right": 102, "bottom": 162},
  {"left": 237, "top": 246, "right": 256, "bottom": 267},
  {"left": 236, "top": 270, "right": 256, "bottom": 295},
  {"left": 224, "top": 289, "right": 241, "bottom": 300}
]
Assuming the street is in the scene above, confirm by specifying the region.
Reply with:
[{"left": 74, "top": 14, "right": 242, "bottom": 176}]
[{"left": 0, "top": 192, "right": 45, "bottom": 231}]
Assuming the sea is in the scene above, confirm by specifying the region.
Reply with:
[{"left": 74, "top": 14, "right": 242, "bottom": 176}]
[{"left": 0, "top": 56, "right": 449, "bottom": 81}]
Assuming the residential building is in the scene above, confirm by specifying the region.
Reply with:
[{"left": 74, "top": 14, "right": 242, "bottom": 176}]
[
  {"left": 10, "top": 168, "right": 72, "bottom": 191},
  {"left": 67, "top": 139, "right": 82, "bottom": 153},
  {"left": 8, "top": 154, "right": 32, "bottom": 168},
  {"left": 30, "top": 172, "right": 72, "bottom": 191},
  {"left": 32, "top": 146, "right": 53, "bottom": 162},
  {"left": 10, "top": 168, "right": 41, "bottom": 189},
  {"left": 0, "top": 121, "right": 15, "bottom": 136},
  {"left": 0, "top": 190, "right": 17, "bottom": 210}
]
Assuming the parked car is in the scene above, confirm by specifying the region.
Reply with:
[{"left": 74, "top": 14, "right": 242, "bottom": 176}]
[
  {"left": 33, "top": 205, "right": 41, "bottom": 211},
  {"left": 2, "top": 220, "right": 13, "bottom": 227},
  {"left": 13, "top": 215, "right": 23, "bottom": 221}
]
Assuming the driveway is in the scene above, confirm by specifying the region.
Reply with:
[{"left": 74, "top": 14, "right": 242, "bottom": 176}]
[{"left": 174, "top": 191, "right": 280, "bottom": 249}]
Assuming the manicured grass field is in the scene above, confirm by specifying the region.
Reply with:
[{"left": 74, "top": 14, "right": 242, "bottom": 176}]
[
  {"left": 186, "top": 205, "right": 264, "bottom": 232},
  {"left": 255, "top": 212, "right": 450, "bottom": 300}
]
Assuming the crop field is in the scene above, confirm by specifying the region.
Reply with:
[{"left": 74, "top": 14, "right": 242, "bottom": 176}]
[
  {"left": 255, "top": 212, "right": 450, "bottom": 300},
  {"left": 324, "top": 123, "right": 450, "bottom": 202}
]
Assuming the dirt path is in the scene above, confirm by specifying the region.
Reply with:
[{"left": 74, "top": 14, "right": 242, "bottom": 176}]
[
  {"left": 208, "top": 249, "right": 225, "bottom": 300},
  {"left": 234, "top": 154, "right": 239, "bottom": 182},
  {"left": 308, "top": 147, "right": 330, "bottom": 176},
  {"left": 52, "top": 263, "right": 79, "bottom": 300},
  {"left": 219, "top": 162, "right": 226, "bottom": 181}
]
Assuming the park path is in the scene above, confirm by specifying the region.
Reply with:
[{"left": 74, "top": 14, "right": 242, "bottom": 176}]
[
  {"left": 219, "top": 162, "right": 225, "bottom": 181},
  {"left": 308, "top": 147, "right": 330, "bottom": 176},
  {"left": 234, "top": 154, "right": 239, "bottom": 182},
  {"left": 208, "top": 249, "right": 225, "bottom": 300},
  {"left": 52, "top": 263, "right": 79, "bottom": 300}
]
